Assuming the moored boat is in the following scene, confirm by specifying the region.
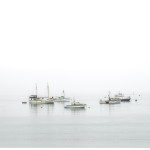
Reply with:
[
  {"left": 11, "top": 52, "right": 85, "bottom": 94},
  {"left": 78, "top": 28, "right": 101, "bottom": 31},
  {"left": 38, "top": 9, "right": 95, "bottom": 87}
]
[
  {"left": 109, "top": 98, "right": 120, "bottom": 104},
  {"left": 54, "top": 90, "right": 70, "bottom": 102},
  {"left": 22, "top": 102, "right": 27, "bottom": 104},
  {"left": 64, "top": 100, "right": 86, "bottom": 108},
  {"left": 114, "top": 92, "right": 131, "bottom": 101},
  {"left": 99, "top": 98, "right": 120, "bottom": 104},
  {"left": 99, "top": 92, "right": 121, "bottom": 104},
  {"left": 99, "top": 98, "right": 109, "bottom": 104},
  {"left": 29, "top": 84, "right": 54, "bottom": 104}
]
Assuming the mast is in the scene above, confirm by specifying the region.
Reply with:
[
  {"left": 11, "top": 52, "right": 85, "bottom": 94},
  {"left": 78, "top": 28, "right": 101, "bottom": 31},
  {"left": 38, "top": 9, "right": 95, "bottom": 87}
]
[
  {"left": 108, "top": 91, "right": 111, "bottom": 100},
  {"left": 36, "top": 84, "right": 38, "bottom": 96},
  {"left": 63, "top": 90, "right": 65, "bottom": 97},
  {"left": 47, "top": 83, "right": 50, "bottom": 99}
]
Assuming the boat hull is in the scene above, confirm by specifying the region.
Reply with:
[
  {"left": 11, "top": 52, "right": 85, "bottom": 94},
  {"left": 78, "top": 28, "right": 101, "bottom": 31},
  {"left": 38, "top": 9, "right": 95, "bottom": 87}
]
[
  {"left": 99, "top": 99, "right": 120, "bottom": 104},
  {"left": 109, "top": 101, "right": 120, "bottom": 104},
  {"left": 54, "top": 97, "right": 70, "bottom": 102},
  {"left": 99, "top": 100, "right": 109, "bottom": 104},
  {"left": 64, "top": 106, "right": 86, "bottom": 108},
  {"left": 121, "top": 98, "right": 130, "bottom": 102},
  {"left": 29, "top": 100, "right": 42, "bottom": 104},
  {"left": 29, "top": 100, "right": 54, "bottom": 104},
  {"left": 41, "top": 101, "right": 54, "bottom": 104},
  {"left": 54, "top": 100, "right": 70, "bottom": 102}
]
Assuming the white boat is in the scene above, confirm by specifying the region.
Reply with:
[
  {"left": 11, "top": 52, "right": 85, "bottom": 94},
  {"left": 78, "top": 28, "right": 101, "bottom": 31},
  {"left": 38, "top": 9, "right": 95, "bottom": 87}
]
[
  {"left": 54, "top": 96, "right": 70, "bottom": 102},
  {"left": 99, "top": 99, "right": 109, "bottom": 104},
  {"left": 64, "top": 100, "right": 86, "bottom": 108},
  {"left": 114, "top": 92, "right": 131, "bottom": 101},
  {"left": 54, "top": 90, "right": 70, "bottom": 102},
  {"left": 99, "top": 97, "right": 109, "bottom": 104},
  {"left": 99, "top": 98, "right": 120, "bottom": 104},
  {"left": 109, "top": 98, "right": 120, "bottom": 104},
  {"left": 29, "top": 95, "right": 42, "bottom": 104},
  {"left": 99, "top": 92, "right": 120, "bottom": 104},
  {"left": 29, "top": 84, "right": 54, "bottom": 104},
  {"left": 29, "top": 97, "right": 54, "bottom": 104}
]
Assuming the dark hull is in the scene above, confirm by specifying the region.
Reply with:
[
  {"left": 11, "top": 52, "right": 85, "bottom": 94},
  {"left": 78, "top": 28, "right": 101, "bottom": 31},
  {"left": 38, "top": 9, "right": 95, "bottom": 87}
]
[{"left": 121, "top": 98, "right": 130, "bottom": 101}]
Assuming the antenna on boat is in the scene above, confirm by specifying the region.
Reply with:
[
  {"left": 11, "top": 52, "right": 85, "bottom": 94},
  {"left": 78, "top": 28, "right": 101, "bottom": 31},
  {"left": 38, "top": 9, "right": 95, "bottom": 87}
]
[
  {"left": 63, "top": 90, "right": 65, "bottom": 97},
  {"left": 47, "top": 83, "right": 50, "bottom": 99},
  {"left": 108, "top": 91, "right": 111, "bottom": 100},
  {"left": 36, "top": 84, "right": 38, "bottom": 96}
]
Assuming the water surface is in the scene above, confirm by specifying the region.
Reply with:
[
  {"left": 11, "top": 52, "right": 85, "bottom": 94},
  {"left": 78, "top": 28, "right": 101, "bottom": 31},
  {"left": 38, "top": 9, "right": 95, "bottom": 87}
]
[{"left": 0, "top": 94, "right": 150, "bottom": 148}]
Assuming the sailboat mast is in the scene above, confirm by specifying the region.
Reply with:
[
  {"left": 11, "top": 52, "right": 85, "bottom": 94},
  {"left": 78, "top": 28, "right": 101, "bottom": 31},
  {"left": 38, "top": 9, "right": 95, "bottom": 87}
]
[
  {"left": 36, "top": 84, "right": 38, "bottom": 96},
  {"left": 47, "top": 83, "right": 50, "bottom": 99},
  {"left": 63, "top": 90, "right": 65, "bottom": 97},
  {"left": 108, "top": 91, "right": 111, "bottom": 100}
]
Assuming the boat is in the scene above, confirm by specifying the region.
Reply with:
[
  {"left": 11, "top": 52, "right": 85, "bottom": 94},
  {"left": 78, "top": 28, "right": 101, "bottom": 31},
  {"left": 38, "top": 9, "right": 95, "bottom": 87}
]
[
  {"left": 22, "top": 102, "right": 27, "bottom": 104},
  {"left": 64, "top": 100, "right": 86, "bottom": 108},
  {"left": 99, "top": 97, "right": 109, "bottom": 104},
  {"left": 114, "top": 92, "right": 131, "bottom": 101},
  {"left": 99, "top": 92, "right": 121, "bottom": 104},
  {"left": 109, "top": 98, "right": 121, "bottom": 104},
  {"left": 99, "top": 98, "right": 120, "bottom": 104},
  {"left": 29, "top": 94, "right": 42, "bottom": 104},
  {"left": 54, "top": 90, "right": 70, "bottom": 102},
  {"left": 29, "top": 84, "right": 54, "bottom": 104},
  {"left": 54, "top": 96, "right": 70, "bottom": 102}
]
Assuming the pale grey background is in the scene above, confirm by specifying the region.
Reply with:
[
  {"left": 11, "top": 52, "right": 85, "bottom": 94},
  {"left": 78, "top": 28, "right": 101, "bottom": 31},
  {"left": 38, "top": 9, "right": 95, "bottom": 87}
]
[
  {"left": 0, "top": 0, "right": 150, "bottom": 148},
  {"left": 0, "top": 0, "right": 150, "bottom": 98}
]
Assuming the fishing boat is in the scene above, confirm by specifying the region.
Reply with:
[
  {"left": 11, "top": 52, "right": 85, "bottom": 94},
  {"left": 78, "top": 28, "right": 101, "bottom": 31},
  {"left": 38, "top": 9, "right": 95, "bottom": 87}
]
[
  {"left": 99, "top": 97, "right": 109, "bottom": 104},
  {"left": 109, "top": 98, "right": 120, "bottom": 104},
  {"left": 99, "top": 92, "right": 121, "bottom": 104},
  {"left": 29, "top": 84, "right": 54, "bottom": 104},
  {"left": 54, "top": 90, "right": 70, "bottom": 102},
  {"left": 29, "top": 95, "right": 42, "bottom": 104},
  {"left": 114, "top": 92, "right": 131, "bottom": 101},
  {"left": 64, "top": 100, "right": 86, "bottom": 108},
  {"left": 99, "top": 98, "right": 120, "bottom": 104}
]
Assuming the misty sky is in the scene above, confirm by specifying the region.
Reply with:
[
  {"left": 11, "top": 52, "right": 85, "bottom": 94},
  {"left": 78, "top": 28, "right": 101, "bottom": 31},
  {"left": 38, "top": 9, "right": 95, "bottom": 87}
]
[{"left": 0, "top": 0, "right": 150, "bottom": 97}]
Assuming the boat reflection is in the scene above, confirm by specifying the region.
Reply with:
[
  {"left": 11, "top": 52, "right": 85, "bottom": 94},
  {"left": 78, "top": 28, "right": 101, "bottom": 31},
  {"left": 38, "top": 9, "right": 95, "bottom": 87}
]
[
  {"left": 29, "top": 103, "right": 54, "bottom": 115},
  {"left": 99, "top": 102, "right": 121, "bottom": 114},
  {"left": 108, "top": 103, "right": 120, "bottom": 112},
  {"left": 64, "top": 107, "right": 86, "bottom": 115}
]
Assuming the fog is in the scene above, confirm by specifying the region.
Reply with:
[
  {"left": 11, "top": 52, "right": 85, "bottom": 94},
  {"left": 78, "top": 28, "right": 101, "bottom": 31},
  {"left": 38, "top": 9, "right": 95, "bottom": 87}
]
[{"left": 0, "top": 0, "right": 150, "bottom": 98}]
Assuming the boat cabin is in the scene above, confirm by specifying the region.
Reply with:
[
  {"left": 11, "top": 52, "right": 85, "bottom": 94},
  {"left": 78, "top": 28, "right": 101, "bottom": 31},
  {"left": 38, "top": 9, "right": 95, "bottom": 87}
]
[{"left": 29, "top": 95, "right": 37, "bottom": 100}]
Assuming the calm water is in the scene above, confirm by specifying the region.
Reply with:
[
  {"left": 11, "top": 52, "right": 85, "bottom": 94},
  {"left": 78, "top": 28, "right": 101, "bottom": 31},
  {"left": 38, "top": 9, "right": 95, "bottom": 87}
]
[{"left": 0, "top": 94, "right": 150, "bottom": 148}]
